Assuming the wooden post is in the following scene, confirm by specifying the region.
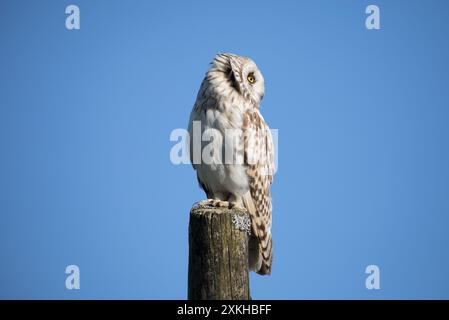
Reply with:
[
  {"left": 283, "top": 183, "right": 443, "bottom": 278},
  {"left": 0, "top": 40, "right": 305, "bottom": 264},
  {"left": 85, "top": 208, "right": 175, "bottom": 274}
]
[{"left": 188, "top": 205, "right": 251, "bottom": 300}]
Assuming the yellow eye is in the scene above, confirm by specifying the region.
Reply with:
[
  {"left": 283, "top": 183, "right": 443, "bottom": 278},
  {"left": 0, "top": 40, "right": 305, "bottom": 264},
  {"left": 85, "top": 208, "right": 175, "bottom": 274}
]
[{"left": 247, "top": 73, "right": 255, "bottom": 84}]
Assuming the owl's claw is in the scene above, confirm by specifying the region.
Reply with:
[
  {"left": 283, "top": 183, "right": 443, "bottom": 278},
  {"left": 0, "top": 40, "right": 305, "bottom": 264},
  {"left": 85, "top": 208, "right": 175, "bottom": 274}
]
[
  {"left": 228, "top": 202, "right": 246, "bottom": 211},
  {"left": 193, "top": 199, "right": 246, "bottom": 212},
  {"left": 194, "top": 199, "right": 230, "bottom": 209}
]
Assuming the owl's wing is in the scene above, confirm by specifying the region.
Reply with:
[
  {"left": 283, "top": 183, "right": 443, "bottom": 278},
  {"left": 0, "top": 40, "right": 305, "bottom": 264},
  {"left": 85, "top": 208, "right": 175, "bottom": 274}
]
[{"left": 242, "top": 110, "right": 274, "bottom": 275}]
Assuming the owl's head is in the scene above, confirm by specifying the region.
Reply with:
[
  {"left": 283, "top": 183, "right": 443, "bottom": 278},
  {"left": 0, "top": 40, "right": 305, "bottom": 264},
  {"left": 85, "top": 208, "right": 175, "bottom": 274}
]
[{"left": 209, "top": 53, "right": 265, "bottom": 105}]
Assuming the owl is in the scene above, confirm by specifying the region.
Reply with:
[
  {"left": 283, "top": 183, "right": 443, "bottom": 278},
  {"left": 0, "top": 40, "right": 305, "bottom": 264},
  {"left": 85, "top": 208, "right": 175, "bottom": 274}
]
[{"left": 188, "top": 53, "right": 275, "bottom": 275}]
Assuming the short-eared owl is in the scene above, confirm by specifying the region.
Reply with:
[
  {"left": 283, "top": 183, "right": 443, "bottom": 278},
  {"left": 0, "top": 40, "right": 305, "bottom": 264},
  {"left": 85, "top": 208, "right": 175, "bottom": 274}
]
[{"left": 188, "top": 53, "right": 275, "bottom": 275}]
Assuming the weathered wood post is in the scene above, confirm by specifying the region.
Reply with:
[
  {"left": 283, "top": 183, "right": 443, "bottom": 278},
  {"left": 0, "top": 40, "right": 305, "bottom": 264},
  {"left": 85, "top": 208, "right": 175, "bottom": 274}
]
[{"left": 188, "top": 205, "right": 251, "bottom": 300}]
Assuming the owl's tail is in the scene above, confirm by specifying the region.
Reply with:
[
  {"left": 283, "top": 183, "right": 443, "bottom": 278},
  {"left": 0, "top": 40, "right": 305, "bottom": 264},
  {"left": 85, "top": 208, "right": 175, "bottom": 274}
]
[
  {"left": 242, "top": 192, "right": 273, "bottom": 275},
  {"left": 249, "top": 234, "right": 272, "bottom": 275}
]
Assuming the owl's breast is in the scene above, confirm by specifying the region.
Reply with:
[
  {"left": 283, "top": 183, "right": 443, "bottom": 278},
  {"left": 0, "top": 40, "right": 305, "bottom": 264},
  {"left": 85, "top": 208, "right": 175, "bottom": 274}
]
[{"left": 193, "top": 97, "right": 250, "bottom": 197}]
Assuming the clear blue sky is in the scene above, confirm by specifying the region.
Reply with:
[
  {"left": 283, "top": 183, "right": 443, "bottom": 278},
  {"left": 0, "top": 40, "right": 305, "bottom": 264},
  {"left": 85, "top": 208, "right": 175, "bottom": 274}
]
[{"left": 1, "top": 0, "right": 449, "bottom": 299}]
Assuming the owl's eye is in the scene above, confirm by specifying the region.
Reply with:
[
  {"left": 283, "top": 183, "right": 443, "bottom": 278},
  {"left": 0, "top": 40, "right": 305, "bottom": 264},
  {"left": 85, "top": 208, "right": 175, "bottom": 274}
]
[{"left": 247, "top": 73, "right": 256, "bottom": 84}]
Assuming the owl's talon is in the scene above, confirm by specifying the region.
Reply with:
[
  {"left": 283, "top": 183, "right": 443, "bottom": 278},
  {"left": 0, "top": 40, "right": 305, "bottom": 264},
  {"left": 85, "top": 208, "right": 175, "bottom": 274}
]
[
  {"left": 195, "top": 199, "right": 230, "bottom": 209},
  {"left": 228, "top": 202, "right": 246, "bottom": 211}
]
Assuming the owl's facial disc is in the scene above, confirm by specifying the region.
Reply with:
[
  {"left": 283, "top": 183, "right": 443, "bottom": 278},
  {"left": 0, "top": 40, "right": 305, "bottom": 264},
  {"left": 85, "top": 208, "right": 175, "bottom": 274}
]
[{"left": 222, "top": 53, "right": 265, "bottom": 104}]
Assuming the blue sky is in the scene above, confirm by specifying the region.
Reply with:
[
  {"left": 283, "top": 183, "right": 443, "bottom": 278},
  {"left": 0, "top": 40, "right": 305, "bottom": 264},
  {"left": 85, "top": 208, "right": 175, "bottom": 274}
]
[{"left": 1, "top": 0, "right": 449, "bottom": 299}]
